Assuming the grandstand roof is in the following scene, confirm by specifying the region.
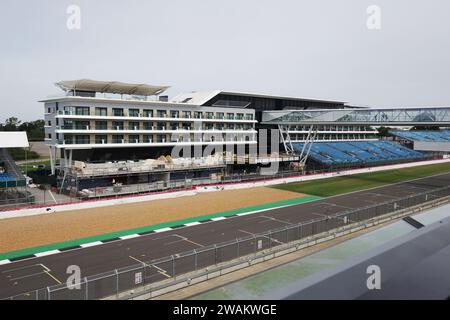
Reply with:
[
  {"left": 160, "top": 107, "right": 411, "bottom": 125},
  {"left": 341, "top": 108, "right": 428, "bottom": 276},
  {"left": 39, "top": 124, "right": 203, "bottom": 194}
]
[
  {"left": 262, "top": 106, "right": 450, "bottom": 125},
  {"left": 0, "top": 132, "right": 29, "bottom": 148},
  {"left": 55, "top": 79, "right": 170, "bottom": 96},
  {"left": 171, "top": 90, "right": 348, "bottom": 106}
]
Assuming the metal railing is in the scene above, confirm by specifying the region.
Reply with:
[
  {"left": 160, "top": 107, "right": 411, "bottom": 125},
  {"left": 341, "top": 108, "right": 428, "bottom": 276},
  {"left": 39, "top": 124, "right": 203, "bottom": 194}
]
[{"left": 4, "top": 184, "right": 450, "bottom": 300}]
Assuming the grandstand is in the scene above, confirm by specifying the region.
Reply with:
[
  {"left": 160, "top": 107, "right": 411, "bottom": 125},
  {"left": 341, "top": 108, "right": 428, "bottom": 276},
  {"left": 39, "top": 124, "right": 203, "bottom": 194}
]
[
  {"left": 390, "top": 130, "right": 450, "bottom": 142},
  {"left": 292, "top": 141, "right": 426, "bottom": 168}
]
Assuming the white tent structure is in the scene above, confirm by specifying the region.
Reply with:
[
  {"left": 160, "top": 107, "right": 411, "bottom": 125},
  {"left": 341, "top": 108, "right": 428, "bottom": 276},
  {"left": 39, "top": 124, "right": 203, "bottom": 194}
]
[
  {"left": 0, "top": 132, "right": 29, "bottom": 148},
  {"left": 55, "top": 79, "right": 170, "bottom": 96}
]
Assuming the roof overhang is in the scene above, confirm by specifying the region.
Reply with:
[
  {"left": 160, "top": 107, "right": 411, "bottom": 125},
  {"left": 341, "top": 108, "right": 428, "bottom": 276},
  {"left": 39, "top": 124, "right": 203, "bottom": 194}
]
[
  {"left": 0, "top": 132, "right": 29, "bottom": 148},
  {"left": 55, "top": 79, "right": 170, "bottom": 96}
]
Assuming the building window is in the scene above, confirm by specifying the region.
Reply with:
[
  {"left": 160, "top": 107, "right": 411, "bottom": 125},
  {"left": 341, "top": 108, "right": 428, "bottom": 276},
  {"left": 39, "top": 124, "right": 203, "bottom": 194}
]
[
  {"left": 129, "top": 134, "right": 140, "bottom": 143},
  {"left": 112, "top": 135, "right": 124, "bottom": 144},
  {"left": 156, "top": 134, "right": 166, "bottom": 143},
  {"left": 64, "top": 136, "right": 74, "bottom": 144},
  {"left": 112, "top": 121, "right": 124, "bottom": 130},
  {"left": 75, "top": 135, "right": 90, "bottom": 144},
  {"left": 129, "top": 121, "right": 140, "bottom": 130},
  {"left": 95, "top": 107, "right": 107, "bottom": 116},
  {"left": 157, "top": 110, "right": 167, "bottom": 118},
  {"left": 205, "top": 112, "right": 214, "bottom": 119},
  {"left": 112, "top": 108, "right": 124, "bottom": 117},
  {"left": 143, "top": 135, "right": 152, "bottom": 143},
  {"left": 129, "top": 109, "right": 139, "bottom": 117},
  {"left": 75, "top": 107, "right": 90, "bottom": 116},
  {"left": 236, "top": 113, "right": 244, "bottom": 120},
  {"left": 143, "top": 109, "right": 153, "bottom": 117},
  {"left": 63, "top": 120, "right": 74, "bottom": 129},
  {"left": 143, "top": 122, "right": 153, "bottom": 130},
  {"left": 75, "top": 121, "right": 89, "bottom": 130},
  {"left": 245, "top": 114, "right": 253, "bottom": 120},
  {"left": 217, "top": 112, "right": 224, "bottom": 120},
  {"left": 156, "top": 122, "right": 166, "bottom": 130},
  {"left": 95, "top": 121, "right": 107, "bottom": 130},
  {"left": 47, "top": 120, "right": 51, "bottom": 126},
  {"left": 170, "top": 111, "right": 179, "bottom": 118},
  {"left": 95, "top": 135, "right": 107, "bottom": 144},
  {"left": 226, "top": 113, "right": 234, "bottom": 120},
  {"left": 47, "top": 133, "right": 52, "bottom": 139},
  {"left": 182, "top": 111, "right": 191, "bottom": 118},
  {"left": 194, "top": 111, "right": 202, "bottom": 119},
  {"left": 182, "top": 122, "right": 191, "bottom": 130},
  {"left": 226, "top": 123, "right": 234, "bottom": 130}
]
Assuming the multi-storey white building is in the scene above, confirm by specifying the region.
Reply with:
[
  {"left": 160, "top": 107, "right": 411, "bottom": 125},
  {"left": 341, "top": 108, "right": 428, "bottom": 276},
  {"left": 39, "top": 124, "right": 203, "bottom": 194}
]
[{"left": 43, "top": 80, "right": 257, "bottom": 175}]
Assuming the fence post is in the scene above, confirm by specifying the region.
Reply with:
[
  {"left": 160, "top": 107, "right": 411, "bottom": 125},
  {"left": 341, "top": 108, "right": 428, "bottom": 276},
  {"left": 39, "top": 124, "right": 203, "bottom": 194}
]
[
  {"left": 298, "top": 224, "right": 301, "bottom": 240},
  {"left": 194, "top": 249, "right": 198, "bottom": 271},
  {"left": 214, "top": 245, "right": 218, "bottom": 265},
  {"left": 47, "top": 286, "right": 51, "bottom": 300},
  {"left": 268, "top": 231, "right": 272, "bottom": 248},
  {"left": 171, "top": 255, "right": 175, "bottom": 278},
  {"left": 84, "top": 277, "right": 88, "bottom": 300},
  {"left": 115, "top": 269, "right": 119, "bottom": 298},
  {"left": 236, "top": 238, "right": 240, "bottom": 258}
]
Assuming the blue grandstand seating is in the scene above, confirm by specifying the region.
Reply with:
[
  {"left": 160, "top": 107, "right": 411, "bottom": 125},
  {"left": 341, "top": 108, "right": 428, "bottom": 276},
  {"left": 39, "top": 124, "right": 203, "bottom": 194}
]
[
  {"left": 390, "top": 130, "right": 450, "bottom": 142},
  {"left": 0, "top": 173, "right": 14, "bottom": 182},
  {"left": 292, "top": 141, "right": 424, "bottom": 167}
]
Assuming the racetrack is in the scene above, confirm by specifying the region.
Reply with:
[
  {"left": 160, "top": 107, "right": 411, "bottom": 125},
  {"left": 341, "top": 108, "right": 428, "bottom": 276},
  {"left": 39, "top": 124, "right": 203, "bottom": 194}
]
[
  {"left": 1, "top": 172, "right": 450, "bottom": 299},
  {"left": 0, "top": 187, "right": 301, "bottom": 253}
]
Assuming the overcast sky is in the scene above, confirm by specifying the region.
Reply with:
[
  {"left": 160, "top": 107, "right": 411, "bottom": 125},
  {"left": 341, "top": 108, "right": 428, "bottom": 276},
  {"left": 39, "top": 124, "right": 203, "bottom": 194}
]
[{"left": 1, "top": 0, "right": 450, "bottom": 121}]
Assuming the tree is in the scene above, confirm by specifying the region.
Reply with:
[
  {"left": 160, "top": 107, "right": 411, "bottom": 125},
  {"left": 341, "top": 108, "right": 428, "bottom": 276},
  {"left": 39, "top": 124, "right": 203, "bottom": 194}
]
[
  {"left": 411, "top": 126, "right": 440, "bottom": 131},
  {"left": 3, "top": 117, "right": 21, "bottom": 131},
  {"left": 0, "top": 118, "right": 45, "bottom": 141}
]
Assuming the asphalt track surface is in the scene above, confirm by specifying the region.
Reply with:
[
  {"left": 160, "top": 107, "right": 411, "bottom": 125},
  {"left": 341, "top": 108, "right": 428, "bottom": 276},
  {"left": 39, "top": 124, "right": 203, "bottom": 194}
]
[{"left": 1, "top": 172, "right": 450, "bottom": 299}]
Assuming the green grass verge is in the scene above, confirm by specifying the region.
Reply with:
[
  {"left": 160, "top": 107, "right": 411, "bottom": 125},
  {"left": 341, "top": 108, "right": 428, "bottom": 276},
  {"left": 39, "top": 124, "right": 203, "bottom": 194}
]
[
  {"left": 19, "top": 160, "right": 51, "bottom": 173},
  {"left": 273, "top": 162, "right": 450, "bottom": 197},
  {"left": 0, "top": 195, "right": 321, "bottom": 260}
]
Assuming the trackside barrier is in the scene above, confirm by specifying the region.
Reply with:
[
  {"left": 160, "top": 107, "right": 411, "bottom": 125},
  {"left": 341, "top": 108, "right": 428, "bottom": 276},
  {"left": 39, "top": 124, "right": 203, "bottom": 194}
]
[{"left": 4, "top": 185, "right": 450, "bottom": 300}]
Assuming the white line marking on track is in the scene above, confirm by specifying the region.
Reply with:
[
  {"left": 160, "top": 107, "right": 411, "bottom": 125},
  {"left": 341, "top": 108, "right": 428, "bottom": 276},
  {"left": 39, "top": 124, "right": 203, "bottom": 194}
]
[
  {"left": 211, "top": 217, "right": 226, "bottom": 221},
  {"left": 129, "top": 256, "right": 171, "bottom": 278},
  {"left": 173, "top": 234, "right": 204, "bottom": 247},
  {"left": 184, "top": 222, "right": 201, "bottom": 227},
  {"left": 35, "top": 250, "right": 61, "bottom": 258},
  {"left": 261, "top": 215, "right": 292, "bottom": 225},
  {"left": 80, "top": 241, "right": 103, "bottom": 248},
  {"left": 154, "top": 227, "right": 173, "bottom": 233},
  {"left": 119, "top": 234, "right": 140, "bottom": 240},
  {"left": 44, "top": 270, "right": 62, "bottom": 284},
  {"left": 0, "top": 260, "right": 10, "bottom": 265}
]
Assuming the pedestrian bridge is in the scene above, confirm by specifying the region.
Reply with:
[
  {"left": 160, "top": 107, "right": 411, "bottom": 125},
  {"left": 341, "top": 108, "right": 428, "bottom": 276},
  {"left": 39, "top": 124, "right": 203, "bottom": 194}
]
[{"left": 262, "top": 107, "right": 450, "bottom": 126}]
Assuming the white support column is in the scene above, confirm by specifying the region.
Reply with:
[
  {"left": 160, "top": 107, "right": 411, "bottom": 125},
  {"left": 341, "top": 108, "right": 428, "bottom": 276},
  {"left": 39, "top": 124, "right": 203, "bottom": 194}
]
[
  {"left": 278, "top": 124, "right": 294, "bottom": 155},
  {"left": 49, "top": 146, "right": 56, "bottom": 175},
  {"left": 299, "top": 125, "right": 318, "bottom": 173}
]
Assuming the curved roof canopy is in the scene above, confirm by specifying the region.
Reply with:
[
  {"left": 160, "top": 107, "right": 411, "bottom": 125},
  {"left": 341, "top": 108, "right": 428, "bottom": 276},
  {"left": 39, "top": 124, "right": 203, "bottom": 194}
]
[{"left": 55, "top": 79, "right": 170, "bottom": 96}]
